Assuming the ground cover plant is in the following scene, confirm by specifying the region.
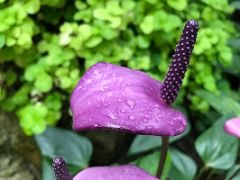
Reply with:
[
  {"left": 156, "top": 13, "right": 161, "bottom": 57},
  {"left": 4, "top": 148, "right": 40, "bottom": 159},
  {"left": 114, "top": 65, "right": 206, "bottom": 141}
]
[{"left": 0, "top": 0, "right": 240, "bottom": 180}]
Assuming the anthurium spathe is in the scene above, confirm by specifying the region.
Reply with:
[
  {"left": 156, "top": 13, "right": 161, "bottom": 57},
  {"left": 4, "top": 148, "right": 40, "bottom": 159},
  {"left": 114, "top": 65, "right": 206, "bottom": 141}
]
[
  {"left": 70, "top": 20, "right": 199, "bottom": 136},
  {"left": 53, "top": 156, "right": 158, "bottom": 180},
  {"left": 224, "top": 117, "right": 240, "bottom": 138}
]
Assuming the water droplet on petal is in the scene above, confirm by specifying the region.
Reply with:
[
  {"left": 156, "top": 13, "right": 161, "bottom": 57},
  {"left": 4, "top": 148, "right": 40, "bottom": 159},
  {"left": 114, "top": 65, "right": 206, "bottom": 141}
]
[
  {"left": 118, "top": 98, "right": 123, "bottom": 102},
  {"left": 128, "top": 115, "right": 135, "bottom": 120},
  {"left": 143, "top": 114, "right": 150, "bottom": 118},
  {"left": 101, "top": 96, "right": 105, "bottom": 104},
  {"left": 108, "top": 111, "right": 118, "bottom": 120},
  {"left": 143, "top": 115, "right": 150, "bottom": 122},
  {"left": 169, "top": 120, "right": 174, "bottom": 126},
  {"left": 120, "top": 109, "right": 126, "bottom": 113},
  {"left": 146, "top": 125, "right": 153, "bottom": 129},
  {"left": 108, "top": 124, "right": 121, "bottom": 129},
  {"left": 99, "top": 86, "right": 104, "bottom": 91},
  {"left": 126, "top": 100, "right": 135, "bottom": 109}
]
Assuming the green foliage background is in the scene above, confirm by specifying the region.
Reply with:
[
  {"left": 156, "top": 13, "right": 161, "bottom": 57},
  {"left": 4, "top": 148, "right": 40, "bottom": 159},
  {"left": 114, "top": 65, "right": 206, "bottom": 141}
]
[{"left": 0, "top": 0, "right": 237, "bottom": 135}]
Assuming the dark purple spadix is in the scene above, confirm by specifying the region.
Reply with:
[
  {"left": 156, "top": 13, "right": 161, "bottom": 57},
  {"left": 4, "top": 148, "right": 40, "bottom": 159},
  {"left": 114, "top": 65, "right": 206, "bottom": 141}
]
[
  {"left": 53, "top": 156, "right": 73, "bottom": 180},
  {"left": 161, "top": 20, "right": 199, "bottom": 104}
]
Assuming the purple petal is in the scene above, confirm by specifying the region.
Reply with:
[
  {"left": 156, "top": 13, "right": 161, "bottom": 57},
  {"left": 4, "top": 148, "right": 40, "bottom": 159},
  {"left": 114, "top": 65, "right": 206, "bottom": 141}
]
[
  {"left": 73, "top": 165, "right": 158, "bottom": 180},
  {"left": 224, "top": 118, "right": 240, "bottom": 138},
  {"left": 70, "top": 62, "right": 186, "bottom": 136}
]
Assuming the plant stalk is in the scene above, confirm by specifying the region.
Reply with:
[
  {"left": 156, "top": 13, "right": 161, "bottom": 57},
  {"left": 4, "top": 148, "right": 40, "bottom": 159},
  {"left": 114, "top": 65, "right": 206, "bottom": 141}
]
[
  {"left": 156, "top": 136, "right": 169, "bottom": 179},
  {"left": 195, "top": 166, "right": 207, "bottom": 180}
]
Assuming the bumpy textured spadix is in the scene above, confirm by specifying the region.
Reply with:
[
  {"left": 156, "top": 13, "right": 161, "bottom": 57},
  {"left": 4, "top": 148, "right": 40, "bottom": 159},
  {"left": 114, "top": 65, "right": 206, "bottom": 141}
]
[
  {"left": 161, "top": 20, "right": 199, "bottom": 104},
  {"left": 224, "top": 118, "right": 240, "bottom": 138},
  {"left": 70, "top": 20, "right": 199, "bottom": 136},
  {"left": 53, "top": 157, "right": 73, "bottom": 180}
]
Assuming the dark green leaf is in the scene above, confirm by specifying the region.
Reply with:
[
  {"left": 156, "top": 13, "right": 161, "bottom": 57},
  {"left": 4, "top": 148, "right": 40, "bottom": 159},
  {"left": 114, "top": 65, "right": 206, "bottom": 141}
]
[
  {"left": 230, "top": 1, "right": 240, "bottom": 9},
  {"left": 169, "top": 148, "right": 197, "bottom": 180},
  {"left": 226, "top": 165, "right": 240, "bottom": 180},
  {"left": 133, "top": 151, "right": 159, "bottom": 176},
  {"left": 35, "top": 127, "right": 93, "bottom": 169},
  {"left": 42, "top": 158, "right": 55, "bottom": 180},
  {"left": 195, "top": 115, "right": 238, "bottom": 170},
  {"left": 197, "top": 90, "right": 240, "bottom": 116}
]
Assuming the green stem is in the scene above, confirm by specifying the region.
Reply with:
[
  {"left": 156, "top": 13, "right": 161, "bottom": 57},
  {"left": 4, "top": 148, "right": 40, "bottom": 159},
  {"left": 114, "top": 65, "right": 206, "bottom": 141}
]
[
  {"left": 206, "top": 170, "right": 214, "bottom": 180},
  {"left": 156, "top": 136, "right": 169, "bottom": 179},
  {"left": 195, "top": 166, "right": 206, "bottom": 180}
]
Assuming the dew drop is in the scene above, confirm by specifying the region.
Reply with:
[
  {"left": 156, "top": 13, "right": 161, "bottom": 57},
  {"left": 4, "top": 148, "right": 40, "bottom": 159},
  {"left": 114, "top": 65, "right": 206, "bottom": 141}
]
[
  {"left": 99, "top": 86, "right": 104, "bottom": 91},
  {"left": 143, "top": 114, "right": 150, "bottom": 119},
  {"left": 120, "top": 109, "right": 126, "bottom": 113},
  {"left": 126, "top": 100, "right": 135, "bottom": 109},
  {"left": 143, "top": 119, "right": 148, "bottom": 123},
  {"left": 118, "top": 98, "right": 123, "bottom": 102},
  {"left": 101, "top": 96, "right": 105, "bottom": 104},
  {"left": 108, "top": 124, "right": 121, "bottom": 129},
  {"left": 108, "top": 111, "right": 118, "bottom": 120},
  {"left": 128, "top": 115, "right": 135, "bottom": 120},
  {"left": 169, "top": 120, "right": 174, "bottom": 126},
  {"left": 146, "top": 125, "right": 153, "bottom": 129}
]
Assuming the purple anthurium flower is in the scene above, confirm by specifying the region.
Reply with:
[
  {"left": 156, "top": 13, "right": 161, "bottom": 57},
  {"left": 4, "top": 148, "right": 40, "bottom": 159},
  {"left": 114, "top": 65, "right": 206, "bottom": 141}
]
[
  {"left": 53, "top": 156, "right": 158, "bottom": 180},
  {"left": 70, "top": 20, "right": 199, "bottom": 136},
  {"left": 54, "top": 20, "right": 199, "bottom": 180},
  {"left": 224, "top": 117, "right": 240, "bottom": 138}
]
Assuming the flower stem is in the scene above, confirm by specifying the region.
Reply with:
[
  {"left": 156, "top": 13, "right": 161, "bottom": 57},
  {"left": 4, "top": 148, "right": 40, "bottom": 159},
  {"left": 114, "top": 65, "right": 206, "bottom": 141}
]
[
  {"left": 195, "top": 166, "right": 207, "bottom": 180},
  {"left": 156, "top": 136, "right": 169, "bottom": 179}
]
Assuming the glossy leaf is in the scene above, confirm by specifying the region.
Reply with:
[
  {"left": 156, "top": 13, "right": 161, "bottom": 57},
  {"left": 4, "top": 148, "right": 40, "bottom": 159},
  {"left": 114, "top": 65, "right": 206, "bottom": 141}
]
[
  {"left": 169, "top": 148, "right": 197, "bottom": 180},
  {"left": 195, "top": 115, "right": 238, "bottom": 170},
  {"left": 197, "top": 90, "right": 240, "bottom": 116},
  {"left": 133, "top": 151, "right": 171, "bottom": 179},
  {"left": 35, "top": 126, "right": 93, "bottom": 168},
  {"left": 42, "top": 158, "right": 55, "bottom": 180},
  {"left": 133, "top": 151, "right": 159, "bottom": 176},
  {"left": 226, "top": 165, "right": 240, "bottom": 180}
]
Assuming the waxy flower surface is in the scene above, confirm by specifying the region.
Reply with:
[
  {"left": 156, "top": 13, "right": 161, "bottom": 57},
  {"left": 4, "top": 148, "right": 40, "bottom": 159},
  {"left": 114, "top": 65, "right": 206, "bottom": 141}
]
[
  {"left": 70, "top": 20, "right": 199, "bottom": 136},
  {"left": 224, "top": 117, "right": 240, "bottom": 138},
  {"left": 53, "top": 156, "right": 158, "bottom": 180}
]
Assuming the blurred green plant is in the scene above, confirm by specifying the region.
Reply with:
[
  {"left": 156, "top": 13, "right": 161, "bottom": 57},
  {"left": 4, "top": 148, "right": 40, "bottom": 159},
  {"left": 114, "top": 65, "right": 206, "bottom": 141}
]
[{"left": 0, "top": 0, "right": 237, "bottom": 135}]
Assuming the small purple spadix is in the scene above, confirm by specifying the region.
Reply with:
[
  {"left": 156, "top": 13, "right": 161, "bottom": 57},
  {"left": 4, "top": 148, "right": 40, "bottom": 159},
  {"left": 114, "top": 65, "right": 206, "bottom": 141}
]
[
  {"left": 224, "top": 117, "right": 240, "bottom": 138},
  {"left": 53, "top": 157, "right": 73, "bottom": 180},
  {"left": 70, "top": 20, "right": 199, "bottom": 136},
  {"left": 53, "top": 156, "right": 157, "bottom": 180}
]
